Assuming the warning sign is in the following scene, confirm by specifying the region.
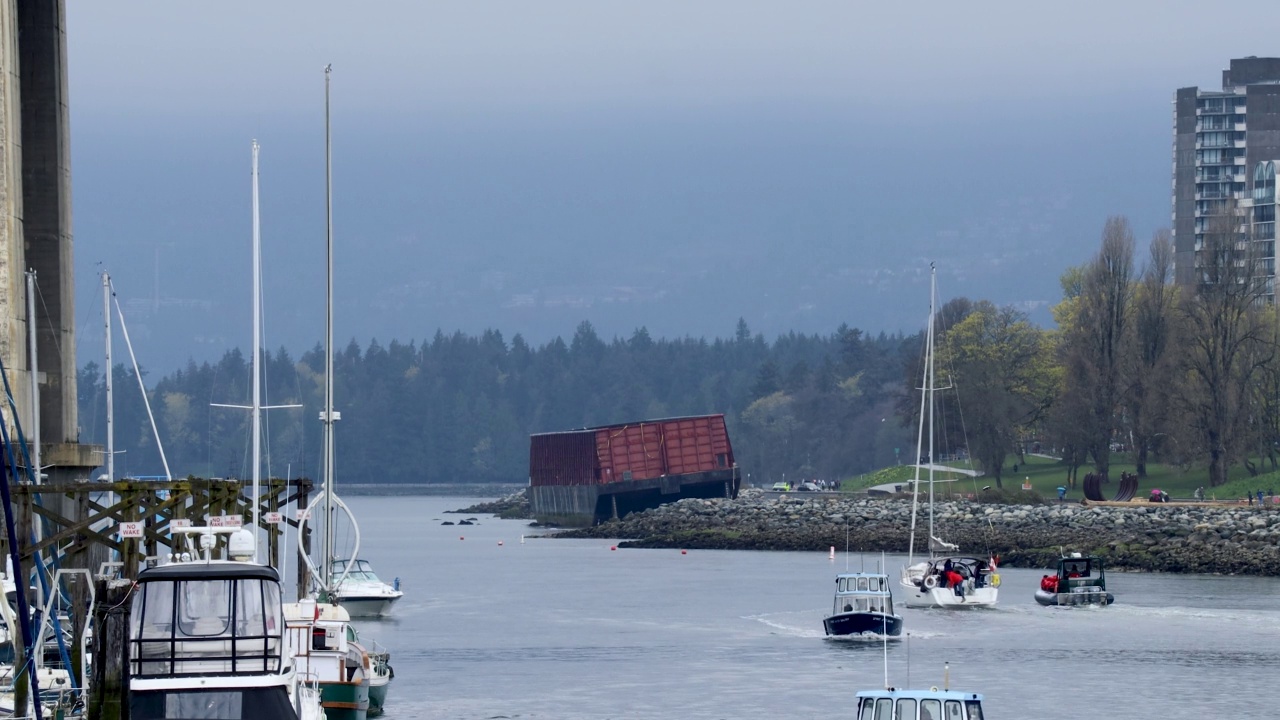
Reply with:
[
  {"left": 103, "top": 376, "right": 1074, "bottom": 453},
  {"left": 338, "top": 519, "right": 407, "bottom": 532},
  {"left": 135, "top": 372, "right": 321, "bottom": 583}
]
[
  {"left": 119, "top": 521, "right": 144, "bottom": 538},
  {"left": 265, "top": 512, "right": 283, "bottom": 525}
]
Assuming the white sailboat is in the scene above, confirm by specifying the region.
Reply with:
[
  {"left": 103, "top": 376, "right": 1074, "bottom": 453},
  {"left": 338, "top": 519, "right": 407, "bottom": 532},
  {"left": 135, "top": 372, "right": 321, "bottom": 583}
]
[
  {"left": 285, "top": 66, "right": 394, "bottom": 720},
  {"left": 898, "top": 264, "right": 1000, "bottom": 609}
]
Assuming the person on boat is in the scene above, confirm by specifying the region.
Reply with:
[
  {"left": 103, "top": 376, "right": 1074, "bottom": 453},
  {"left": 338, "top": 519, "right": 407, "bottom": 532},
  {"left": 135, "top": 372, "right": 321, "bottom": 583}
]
[
  {"left": 1040, "top": 575, "right": 1058, "bottom": 593},
  {"left": 944, "top": 568, "right": 964, "bottom": 596},
  {"left": 843, "top": 603, "right": 853, "bottom": 613}
]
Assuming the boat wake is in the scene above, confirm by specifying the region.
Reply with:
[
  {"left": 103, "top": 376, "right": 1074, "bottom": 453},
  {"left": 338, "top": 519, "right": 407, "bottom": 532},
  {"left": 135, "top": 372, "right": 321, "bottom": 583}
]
[{"left": 743, "top": 612, "right": 826, "bottom": 638}]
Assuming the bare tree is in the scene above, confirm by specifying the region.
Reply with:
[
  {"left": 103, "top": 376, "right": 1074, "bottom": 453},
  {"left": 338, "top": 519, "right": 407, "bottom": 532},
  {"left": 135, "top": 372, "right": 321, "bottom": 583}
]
[
  {"left": 1061, "top": 217, "right": 1136, "bottom": 481},
  {"left": 1180, "top": 201, "right": 1273, "bottom": 486},
  {"left": 1123, "top": 229, "right": 1179, "bottom": 476}
]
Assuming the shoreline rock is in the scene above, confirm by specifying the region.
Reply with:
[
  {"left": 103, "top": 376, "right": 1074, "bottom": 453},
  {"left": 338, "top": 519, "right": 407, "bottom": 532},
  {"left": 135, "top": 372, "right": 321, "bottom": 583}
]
[{"left": 547, "top": 491, "right": 1280, "bottom": 576}]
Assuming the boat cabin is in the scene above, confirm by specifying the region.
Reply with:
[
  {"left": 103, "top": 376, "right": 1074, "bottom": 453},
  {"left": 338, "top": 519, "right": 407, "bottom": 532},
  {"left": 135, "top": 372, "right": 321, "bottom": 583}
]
[
  {"left": 130, "top": 563, "right": 285, "bottom": 678},
  {"left": 856, "top": 689, "right": 985, "bottom": 720},
  {"left": 833, "top": 573, "right": 894, "bottom": 616},
  {"left": 1054, "top": 554, "right": 1106, "bottom": 592}
]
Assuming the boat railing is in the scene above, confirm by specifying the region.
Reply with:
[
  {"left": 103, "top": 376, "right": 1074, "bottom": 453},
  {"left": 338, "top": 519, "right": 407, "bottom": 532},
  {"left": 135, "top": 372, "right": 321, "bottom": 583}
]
[{"left": 131, "top": 630, "right": 285, "bottom": 678}]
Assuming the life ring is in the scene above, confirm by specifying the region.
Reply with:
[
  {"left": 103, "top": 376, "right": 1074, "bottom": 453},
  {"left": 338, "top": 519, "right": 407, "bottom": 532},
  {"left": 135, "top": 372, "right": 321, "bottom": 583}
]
[
  {"left": 923, "top": 575, "right": 939, "bottom": 590},
  {"left": 991, "top": 573, "right": 1001, "bottom": 588}
]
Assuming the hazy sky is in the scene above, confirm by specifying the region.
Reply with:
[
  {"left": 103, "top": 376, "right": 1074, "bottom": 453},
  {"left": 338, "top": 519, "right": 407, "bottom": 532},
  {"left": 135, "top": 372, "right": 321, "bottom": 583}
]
[{"left": 65, "top": 1, "right": 1280, "bottom": 370}]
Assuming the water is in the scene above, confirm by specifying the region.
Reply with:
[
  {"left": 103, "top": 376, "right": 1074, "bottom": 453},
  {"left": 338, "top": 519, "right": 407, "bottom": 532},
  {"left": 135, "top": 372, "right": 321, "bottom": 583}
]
[{"left": 343, "top": 496, "right": 1280, "bottom": 719}]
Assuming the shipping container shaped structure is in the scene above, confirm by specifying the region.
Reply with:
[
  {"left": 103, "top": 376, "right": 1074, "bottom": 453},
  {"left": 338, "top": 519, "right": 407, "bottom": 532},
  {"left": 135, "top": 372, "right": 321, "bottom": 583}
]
[{"left": 529, "top": 414, "right": 739, "bottom": 525}]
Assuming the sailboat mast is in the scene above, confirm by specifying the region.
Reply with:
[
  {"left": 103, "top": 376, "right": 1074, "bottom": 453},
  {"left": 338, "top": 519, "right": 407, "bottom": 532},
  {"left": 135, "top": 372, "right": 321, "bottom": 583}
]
[
  {"left": 251, "top": 140, "right": 263, "bottom": 561},
  {"left": 322, "top": 64, "right": 335, "bottom": 592},
  {"left": 103, "top": 273, "right": 113, "bottom": 484},
  {"left": 25, "top": 270, "right": 40, "bottom": 486},
  {"left": 926, "top": 265, "right": 937, "bottom": 557},
  {"left": 905, "top": 266, "right": 934, "bottom": 568}
]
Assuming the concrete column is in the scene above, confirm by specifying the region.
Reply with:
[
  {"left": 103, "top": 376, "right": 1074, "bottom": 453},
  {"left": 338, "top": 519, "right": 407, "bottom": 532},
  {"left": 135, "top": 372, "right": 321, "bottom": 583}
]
[
  {"left": 18, "top": 0, "right": 76, "bottom": 449},
  {"left": 0, "top": 1, "right": 30, "bottom": 436}
]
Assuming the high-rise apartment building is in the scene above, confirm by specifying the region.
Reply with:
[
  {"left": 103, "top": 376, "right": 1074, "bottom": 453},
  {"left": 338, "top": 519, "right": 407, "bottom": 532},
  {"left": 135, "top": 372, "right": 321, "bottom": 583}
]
[{"left": 1173, "top": 57, "right": 1280, "bottom": 292}]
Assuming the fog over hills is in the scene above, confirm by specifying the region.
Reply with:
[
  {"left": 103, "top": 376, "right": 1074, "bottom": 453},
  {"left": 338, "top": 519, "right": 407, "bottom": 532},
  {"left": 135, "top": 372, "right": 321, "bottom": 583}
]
[{"left": 65, "top": 2, "right": 1274, "bottom": 372}]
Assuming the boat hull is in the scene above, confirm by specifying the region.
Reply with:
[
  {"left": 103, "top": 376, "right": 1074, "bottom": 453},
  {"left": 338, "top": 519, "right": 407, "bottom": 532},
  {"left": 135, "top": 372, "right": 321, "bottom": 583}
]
[
  {"left": 367, "top": 675, "right": 389, "bottom": 717},
  {"left": 824, "top": 611, "right": 903, "bottom": 637},
  {"left": 899, "top": 581, "right": 998, "bottom": 609},
  {"left": 337, "top": 595, "right": 400, "bottom": 618},
  {"left": 319, "top": 679, "right": 370, "bottom": 720},
  {"left": 1034, "top": 589, "right": 1114, "bottom": 607}
]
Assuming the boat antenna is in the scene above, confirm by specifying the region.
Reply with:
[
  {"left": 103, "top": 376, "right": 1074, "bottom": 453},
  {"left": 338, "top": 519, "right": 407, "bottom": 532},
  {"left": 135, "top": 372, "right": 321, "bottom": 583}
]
[
  {"left": 905, "top": 633, "right": 911, "bottom": 689},
  {"left": 944, "top": 661, "right": 950, "bottom": 691},
  {"left": 321, "top": 62, "right": 335, "bottom": 598},
  {"left": 882, "top": 614, "right": 889, "bottom": 690},
  {"left": 845, "top": 522, "right": 850, "bottom": 572}
]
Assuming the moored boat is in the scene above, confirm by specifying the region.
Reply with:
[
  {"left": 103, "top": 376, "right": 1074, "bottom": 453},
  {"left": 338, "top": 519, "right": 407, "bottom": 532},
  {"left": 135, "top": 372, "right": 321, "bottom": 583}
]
[
  {"left": 823, "top": 572, "right": 903, "bottom": 637},
  {"left": 331, "top": 559, "right": 402, "bottom": 619},
  {"left": 128, "top": 526, "right": 324, "bottom": 720},
  {"left": 1035, "top": 552, "right": 1115, "bottom": 607},
  {"left": 283, "top": 601, "right": 372, "bottom": 720}
]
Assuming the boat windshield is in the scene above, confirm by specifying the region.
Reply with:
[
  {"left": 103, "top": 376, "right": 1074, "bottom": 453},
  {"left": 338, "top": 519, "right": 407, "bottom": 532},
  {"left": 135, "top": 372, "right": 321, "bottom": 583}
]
[
  {"left": 333, "top": 559, "right": 382, "bottom": 583},
  {"left": 834, "top": 595, "right": 892, "bottom": 615},
  {"left": 130, "top": 577, "right": 283, "bottom": 677}
]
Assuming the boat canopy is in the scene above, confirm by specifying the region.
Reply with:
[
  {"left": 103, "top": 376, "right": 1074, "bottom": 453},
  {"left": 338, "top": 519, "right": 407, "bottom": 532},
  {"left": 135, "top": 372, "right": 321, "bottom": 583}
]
[
  {"left": 835, "top": 574, "right": 892, "bottom": 595},
  {"left": 130, "top": 570, "right": 284, "bottom": 678}
]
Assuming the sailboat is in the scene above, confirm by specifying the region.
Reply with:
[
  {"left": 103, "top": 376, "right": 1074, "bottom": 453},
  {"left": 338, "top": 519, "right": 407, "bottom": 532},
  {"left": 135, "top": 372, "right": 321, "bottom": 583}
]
[
  {"left": 898, "top": 264, "right": 1000, "bottom": 609},
  {"left": 284, "top": 66, "right": 394, "bottom": 720}
]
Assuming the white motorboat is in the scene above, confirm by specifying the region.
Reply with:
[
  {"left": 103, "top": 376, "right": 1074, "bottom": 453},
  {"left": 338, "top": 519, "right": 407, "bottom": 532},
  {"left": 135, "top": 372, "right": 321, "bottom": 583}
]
[
  {"left": 331, "top": 559, "right": 402, "bottom": 618},
  {"left": 128, "top": 526, "right": 324, "bottom": 720},
  {"left": 898, "top": 264, "right": 1000, "bottom": 609}
]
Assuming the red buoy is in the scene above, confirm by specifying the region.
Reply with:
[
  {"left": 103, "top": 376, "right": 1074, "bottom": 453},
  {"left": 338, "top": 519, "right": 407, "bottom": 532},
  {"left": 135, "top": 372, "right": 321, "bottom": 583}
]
[
  {"left": 681, "top": 549, "right": 687, "bottom": 555},
  {"left": 459, "top": 536, "right": 465, "bottom": 540},
  {"left": 610, "top": 546, "right": 617, "bottom": 551}
]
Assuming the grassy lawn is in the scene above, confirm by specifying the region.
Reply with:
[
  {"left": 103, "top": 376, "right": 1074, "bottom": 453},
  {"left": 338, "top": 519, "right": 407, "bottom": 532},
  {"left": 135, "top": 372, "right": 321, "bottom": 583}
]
[{"left": 844, "top": 453, "right": 1280, "bottom": 503}]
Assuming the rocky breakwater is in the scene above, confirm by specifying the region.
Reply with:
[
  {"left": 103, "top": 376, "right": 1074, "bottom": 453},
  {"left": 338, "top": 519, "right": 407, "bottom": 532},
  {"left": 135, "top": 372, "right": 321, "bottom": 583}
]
[{"left": 555, "top": 491, "right": 1280, "bottom": 575}]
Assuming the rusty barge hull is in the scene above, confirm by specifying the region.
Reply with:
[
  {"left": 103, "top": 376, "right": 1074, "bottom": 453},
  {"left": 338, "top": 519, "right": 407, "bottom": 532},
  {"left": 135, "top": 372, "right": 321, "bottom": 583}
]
[{"left": 529, "top": 414, "right": 738, "bottom": 525}]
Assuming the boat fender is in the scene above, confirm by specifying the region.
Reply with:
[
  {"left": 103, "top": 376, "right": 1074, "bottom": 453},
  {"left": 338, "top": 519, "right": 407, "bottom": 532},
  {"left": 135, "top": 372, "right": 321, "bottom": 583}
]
[
  {"left": 923, "top": 575, "right": 939, "bottom": 590},
  {"left": 991, "top": 573, "right": 1001, "bottom": 588}
]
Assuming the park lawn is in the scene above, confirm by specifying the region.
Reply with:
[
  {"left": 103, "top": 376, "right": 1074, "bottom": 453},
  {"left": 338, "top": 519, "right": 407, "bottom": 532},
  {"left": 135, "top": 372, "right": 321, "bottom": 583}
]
[{"left": 846, "top": 453, "right": 1280, "bottom": 502}]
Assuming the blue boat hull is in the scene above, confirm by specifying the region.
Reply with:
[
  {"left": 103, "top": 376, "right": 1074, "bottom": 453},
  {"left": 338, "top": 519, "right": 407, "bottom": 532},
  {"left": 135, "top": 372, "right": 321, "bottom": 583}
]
[{"left": 823, "top": 611, "right": 903, "bottom": 637}]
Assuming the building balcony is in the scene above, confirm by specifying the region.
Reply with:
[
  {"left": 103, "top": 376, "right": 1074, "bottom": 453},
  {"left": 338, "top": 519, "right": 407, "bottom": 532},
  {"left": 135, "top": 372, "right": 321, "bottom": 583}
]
[{"left": 1235, "top": 139, "right": 1247, "bottom": 148}]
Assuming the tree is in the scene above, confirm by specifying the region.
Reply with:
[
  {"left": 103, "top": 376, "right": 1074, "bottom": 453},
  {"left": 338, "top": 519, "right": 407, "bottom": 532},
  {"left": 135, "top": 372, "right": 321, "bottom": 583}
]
[
  {"left": 1180, "top": 202, "right": 1273, "bottom": 486},
  {"left": 1060, "top": 217, "right": 1135, "bottom": 481},
  {"left": 1123, "top": 229, "right": 1179, "bottom": 476},
  {"left": 942, "top": 302, "right": 1053, "bottom": 487}
]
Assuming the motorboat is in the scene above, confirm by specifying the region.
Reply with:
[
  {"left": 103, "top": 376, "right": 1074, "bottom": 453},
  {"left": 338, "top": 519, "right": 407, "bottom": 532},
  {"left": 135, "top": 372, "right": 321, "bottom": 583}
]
[
  {"left": 331, "top": 559, "right": 402, "bottom": 618},
  {"left": 855, "top": 687, "right": 987, "bottom": 720},
  {"left": 283, "top": 601, "right": 374, "bottom": 720},
  {"left": 1035, "top": 552, "right": 1115, "bottom": 607},
  {"left": 898, "top": 265, "right": 999, "bottom": 609},
  {"left": 823, "top": 572, "right": 902, "bottom": 637},
  {"left": 128, "top": 526, "right": 324, "bottom": 720}
]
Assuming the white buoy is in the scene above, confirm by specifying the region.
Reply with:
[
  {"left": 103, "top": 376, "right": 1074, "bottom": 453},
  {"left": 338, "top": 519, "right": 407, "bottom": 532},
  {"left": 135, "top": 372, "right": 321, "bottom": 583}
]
[
  {"left": 829, "top": 546, "right": 836, "bottom": 560},
  {"left": 520, "top": 535, "right": 525, "bottom": 544}
]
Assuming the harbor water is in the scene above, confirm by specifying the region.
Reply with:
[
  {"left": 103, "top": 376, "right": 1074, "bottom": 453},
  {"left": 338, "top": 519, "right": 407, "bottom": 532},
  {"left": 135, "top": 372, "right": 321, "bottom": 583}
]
[{"left": 344, "top": 495, "right": 1280, "bottom": 719}]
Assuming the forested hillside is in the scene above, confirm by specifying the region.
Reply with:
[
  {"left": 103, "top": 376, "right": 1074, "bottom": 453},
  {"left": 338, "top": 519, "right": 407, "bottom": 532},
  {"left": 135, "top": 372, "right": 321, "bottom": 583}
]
[{"left": 76, "top": 320, "right": 917, "bottom": 485}]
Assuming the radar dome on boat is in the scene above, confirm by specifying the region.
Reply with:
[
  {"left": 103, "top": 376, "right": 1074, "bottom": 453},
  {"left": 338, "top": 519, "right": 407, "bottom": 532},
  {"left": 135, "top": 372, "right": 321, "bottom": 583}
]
[{"left": 229, "top": 529, "right": 256, "bottom": 561}]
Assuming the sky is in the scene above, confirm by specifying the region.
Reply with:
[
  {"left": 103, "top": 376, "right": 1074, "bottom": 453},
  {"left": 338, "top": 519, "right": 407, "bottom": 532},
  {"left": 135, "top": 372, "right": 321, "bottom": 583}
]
[{"left": 65, "top": 1, "right": 1280, "bottom": 371}]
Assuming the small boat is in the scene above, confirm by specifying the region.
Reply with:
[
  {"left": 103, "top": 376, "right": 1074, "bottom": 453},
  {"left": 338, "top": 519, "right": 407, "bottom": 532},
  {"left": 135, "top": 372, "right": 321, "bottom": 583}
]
[
  {"left": 1035, "top": 552, "right": 1115, "bottom": 607},
  {"left": 331, "top": 559, "right": 403, "bottom": 618},
  {"left": 823, "top": 572, "right": 903, "bottom": 637},
  {"left": 128, "top": 526, "right": 324, "bottom": 720},
  {"left": 283, "top": 601, "right": 373, "bottom": 720},
  {"left": 857, "top": 661, "right": 986, "bottom": 720},
  {"left": 855, "top": 687, "right": 987, "bottom": 720}
]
